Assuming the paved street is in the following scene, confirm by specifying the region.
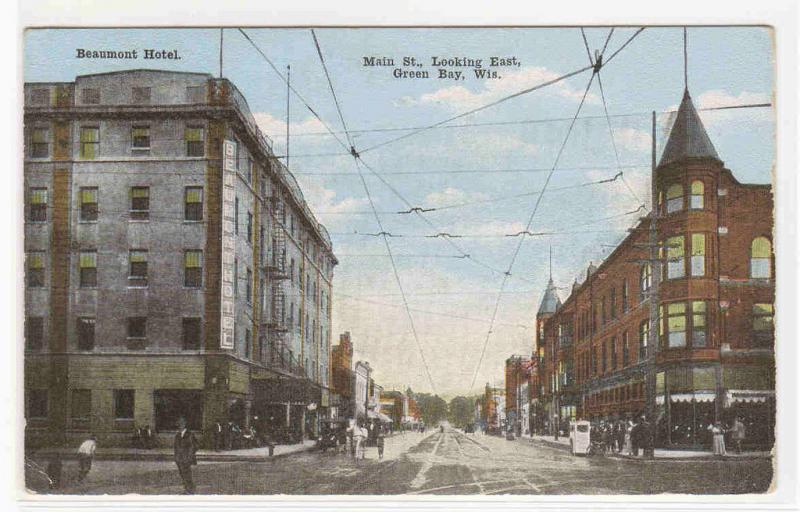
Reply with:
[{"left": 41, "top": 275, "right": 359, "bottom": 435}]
[{"left": 32, "top": 429, "right": 772, "bottom": 495}]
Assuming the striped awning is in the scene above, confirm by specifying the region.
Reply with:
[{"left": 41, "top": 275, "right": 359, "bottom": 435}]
[
  {"left": 724, "top": 389, "right": 775, "bottom": 407},
  {"left": 656, "top": 391, "right": 716, "bottom": 404}
]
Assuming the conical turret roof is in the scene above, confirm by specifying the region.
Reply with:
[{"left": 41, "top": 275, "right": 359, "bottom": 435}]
[
  {"left": 659, "top": 89, "right": 720, "bottom": 167},
  {"left": 537, "top": 278, "right": 561, "bottom": 316}
]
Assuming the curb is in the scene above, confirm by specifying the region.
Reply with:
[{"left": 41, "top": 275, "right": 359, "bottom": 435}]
[
  {"left": 525, "top": 437, "right": 770, "bottom": 461},
  {"left": 28, "top": 445, "right": 316, "bottom": 463}
]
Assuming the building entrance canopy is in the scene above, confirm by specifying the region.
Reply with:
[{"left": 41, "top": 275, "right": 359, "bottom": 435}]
[{"left": 252, "top": 377, "right": 320, "bottom": 405}]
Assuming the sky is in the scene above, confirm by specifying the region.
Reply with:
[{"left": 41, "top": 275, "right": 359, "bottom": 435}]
[{"left": 24, "top": 26, "right": 775, "bottom": 398}]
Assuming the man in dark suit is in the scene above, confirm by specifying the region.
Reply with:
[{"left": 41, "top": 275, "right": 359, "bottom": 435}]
[{"left": 174, "top": 416, "right": 198, "bottom": 494}]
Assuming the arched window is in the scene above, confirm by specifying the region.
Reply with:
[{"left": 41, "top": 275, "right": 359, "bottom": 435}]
[
  {"left": 690, "top": 180, "right": 705, "bottom": 209},
  {"left": 666, "top": 184, "right": 684, "bottom": 213},
  {"left": 750, "top": 237, "right": 772, "bottom": 279}
]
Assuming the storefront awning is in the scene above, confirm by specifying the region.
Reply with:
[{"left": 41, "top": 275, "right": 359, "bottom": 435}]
[
  {"left": 724, "top": 389, "right": 775, "bottom": 407},
  {"left": 656, "top": 391, "right": 716, "bottom": 404}
]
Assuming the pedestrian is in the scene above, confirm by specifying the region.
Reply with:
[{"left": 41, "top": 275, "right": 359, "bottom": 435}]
[
  {"left": 376, "top": 425, "right": 385, "bottom": 460},
  {"left": 76, "top": 434, "right": 97, "bottom": 482},
  {"left": 631, "top": 418, "right": 640, "bottom": 457},
  {"left": 731, "top": 416, "right": 746, "bottom": 454},
  {"left": 624, "top": 418, "right": 634, "bottom": 456},
  {"left": 346, "top": 418, "right": 356, "bottom": 458},
  {"left": 617, "top": 421, "right": 626, "bottom": 454},
  {"left": 354, "top": 420, "right": 368, "bottom": 461},
  {"left": 174, "top": 416, "right": 198, "bottom": 494},
  {"left": 641, "top": 416, "right": 654, "bottom": 459},
  {"left": 709, "top": 421, "right": 727, "bottom": 457}
]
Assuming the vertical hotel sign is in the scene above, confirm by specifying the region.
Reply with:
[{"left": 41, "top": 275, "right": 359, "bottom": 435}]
[{"left": 220, "top": 139, "right": 237, "bottom": 350}]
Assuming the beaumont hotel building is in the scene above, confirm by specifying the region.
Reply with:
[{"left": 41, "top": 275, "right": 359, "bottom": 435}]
[
  {"left": 530, "top": 89, "right": 775, "bottom": 449},
  {"left": 23, "top": 70, "right": 337, "bottom": 447}
]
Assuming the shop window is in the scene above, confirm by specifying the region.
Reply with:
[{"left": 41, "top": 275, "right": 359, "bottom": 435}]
[
  {"left": 114, "top": 389, "right": 135, "bottom": 419},
  {"left": 154, "top": 389, "right": 203, "bottom": 431},
  {"left": 666, "top": 235, "right": 685, "bottom": 279},
  {"left": 77, "top": 317, "right": 95, "bottom": 350},
  {"left": 27, "top": 251, "right": 45, "bottom": 288},
  {"left": 184, "top": 250, "right": 203, "bottom": 288},
  {"left": 30, "top": 127, "right": 49, "bottom": 158},
  {"left": 691, "top": 233, "right": 705, "bottom": 277},
  {"left": 131, "top": 126, "right": 150, "bottom": 152},
  {"left": 690, "top": 180, "right": 705, "bottom": 209},
  {"left": 185, "top": 126, "right": 204, "bottom": 157},
  {"left": 71, "top": 389, "right": 91, "bottom": 420},
  {"left": 184, "top": 186, "right": 203, "bottom": 221},
  {"left": 25, "top": 316, "right": 44, "bottom": 351},
  {"left": 182, "top": 317, "right": 201, "bottom": 350},
  {"left": 130, "top": 186, "right": 150, "bottom": 220},
  {"left": 667, "top": 302, "right": 687, "bottom": 348},
  {"left": 79, "top": 251, "right": 97, "bottom": 287},
  {"left": 79, "top": 187, "right": 98, "bottom": 221},
  {"left": 27, "top": 389, "right": 48, "bottom": 419},
  {"left": 128, "top": 250, "right": 148, "bottom": 287},
  {"left": 29, "top": 187, "right": 48, "bottom": 222},
  {"left": 752, "top": 303, "right": 774, "bottom": 345},
  {"left": 750, "top": 237, "right": 772, "bottom": 279},
  {"left": 79, "top": 127, "right": 99, "bottom": 159},
  {"left": 692, "top": 301, "right": 707, "bottom": 347},
  {"left": 666, "top": 183, "right": 684, "bottom": 213}
]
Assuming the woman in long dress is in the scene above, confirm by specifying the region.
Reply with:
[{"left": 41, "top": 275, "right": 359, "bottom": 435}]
[
  {"left": 624, "top": 419, "right": 634, "bottom": 455},
  {"left": 710, "top": 421, "right": 727, "bottom": 456}
]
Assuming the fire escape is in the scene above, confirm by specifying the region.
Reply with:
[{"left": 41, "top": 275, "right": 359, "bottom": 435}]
[{"left": 264, "top": 196, "right": 291, "bottom": 373}]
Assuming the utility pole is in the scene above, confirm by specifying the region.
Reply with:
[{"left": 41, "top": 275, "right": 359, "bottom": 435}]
[
  {"left": 644, "top": 110, "right": 660, "bottom": 459},
  {"left": 219, "top": 28, "right": 224, "bottom": 79}
]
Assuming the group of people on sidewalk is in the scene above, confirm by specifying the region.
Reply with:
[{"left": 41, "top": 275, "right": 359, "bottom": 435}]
[
  {"left": 589, "top": 416, "right": 655, "bottom": 457},
  {"left": 342, "top": 418, "right": 386, "bottom": 461}
]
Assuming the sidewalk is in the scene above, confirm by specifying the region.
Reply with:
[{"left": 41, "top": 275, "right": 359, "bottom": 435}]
[
  {"left": 524, "top": 434, "right": 771, "bottom": 461},
  {"left": 29, "top": 439, "right": 317, "bottom": 463}
]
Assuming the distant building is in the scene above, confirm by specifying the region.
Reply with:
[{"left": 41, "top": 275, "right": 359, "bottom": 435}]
[
  {"left": 331, "top": 332, "right": 354, "bottom": 418},
  {"left": 353, "top": 360, "right": 372, "bottom": 420}
]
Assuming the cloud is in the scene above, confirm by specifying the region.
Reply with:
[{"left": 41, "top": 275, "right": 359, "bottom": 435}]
[
  {"left": 664, "top": 89, "right": 773, "bottom": 132},
  {"left": 614, "top": 127, "right": 650, "bottom": 153},
  {"left": 397, "top": 66, "right": 597, "bottom": 112},
  {"left": 695, "top": 90, "right": 770, "bottom": 110},
  {"left": 423, "top": 187, "right": 489, "bottom": 208},
  {"left": 294, "top": 177, "right": 370, "bottom": 228},
  {"left": 253, "top": 112, "right": 330, "bottom": 153}
]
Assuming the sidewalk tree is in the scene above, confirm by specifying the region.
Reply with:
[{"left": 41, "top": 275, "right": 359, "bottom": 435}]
[{"left": 447, "top": 396, "right": 475, "bottom": 428}]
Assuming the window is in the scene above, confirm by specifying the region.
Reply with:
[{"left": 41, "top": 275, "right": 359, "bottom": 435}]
[
  {"left": 233, "top": 258, "right": 238, "bottom": 295},
  {"left": 132, "top": 86, "right": 151, "bottom": 103},
  {"left": 182, "top": 317, "right": 201, "bottom": 350},
  {"left": 234, "top": 197, "right": 239, "bottom": 234},
  {"left": 185, "top": 127, "right": 204, "bottom": 157},
  {"left": 601, "top": 342, "right": 607, "bottom": 373},
  {"left": 184, "top": 250, "right": 203, "bottom": 287},
  {"left": 130, "top": 187, "right": 150, "bottom": 220},
  {"left": 691, "top": 233, "right": 705, "bottom": 277},
  {"left": 750, "top": 237, "right": 772, "bottom": 279},
  {"left": 246, "top": 267, "right": 252, "bottom": 303},
  {"left": 113, "top": 389, "right": 135, "bottom": 419},
  {"left": 639, "top": 320, "right": 649, "bottom": 359},
  {"left": 667, "top": 302, "right": 687, "bottom": 348},
  {"left": 27, "top": 389, "right": 48, "bottom": 419},
  {"left": 621, "top": 280, "right": 628, "bottom": 313},
  {"left": 610, "top": 288, "right": 617, "bottom": 319},
  {"left": 79, "top": 187, "right": 98, "bottom": 221},
  {"left": 81, "top": 88, "right": 100, "bottom": 104},
  {"left": 185, "top": 86, "right": 205, "bottom": 104},
  {"left": 246, "top": 157, "right": 253, "bottom": 183},
  {"left": 666, "top": 183, "right": 684, "bottom": 213},
  {"left": 76, "top": 317, "right": 95, "bottom": 350},
  {"left": 610, "top": 337, "right": 617, "bottom": 370},
  {"left": 752, "top": 303, "right": 774, "bottom": 345},
  {"left": 247, "top": 211, "right": 253, "bottom": 244},
  {"left": 184, "top": 187, "right": 203, "bottom": 221},
  {"left": 128, "top": 250, "right": 148, "bottom": 287},
  {"left": 30, "top": 127, "right": 49, "bottom": 158},
  {"left": 601, "top": 296, "right": 607, "bottom": 325},
  {"left": 71, "top": 389, "right": 91, "bottom": 420},
  {"left": 30, "top": 88, "right": 49, "bottom": 105},
  {"left": 622, "top": 331, "right": 629, "bottom": 366},
  {"left": 690, "top": 180, "right": 704, "bottom": 209},
  {"left": 29, "top": 188, "right": 47, "bottom": 222},
  {"left": 131, "top": 126, "right": 150, "bottom": 151},
  {"left": 666, "top": 235, "right": 685, "bottom": 279},
  {"left": 27, "top": 251, "right": 45, "bottom": 288},
  {"left": 79, "top": 251, "right": 97, "bottom": 287},
  {"left": 245, "top": 329, "right": 251, "bottom": 359},
  {"left": 692, "top": 301, "right": 707, "bottom": 347},
  {"left": 640, "top": 263, "right": 652, "bottom": 299},
  {"left": 79, "top": 127, "right": 99, "bottom": 159},
  {"left": 25, "top": 317, "right": 44, "bottom": 351},
  {"left": 127, "top": 317, "right": 146, "bottom": 339}
]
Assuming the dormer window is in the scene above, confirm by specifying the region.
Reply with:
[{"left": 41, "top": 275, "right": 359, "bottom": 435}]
[{"left": 666, "top": 184, "right": 684, "bottom": 213}]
